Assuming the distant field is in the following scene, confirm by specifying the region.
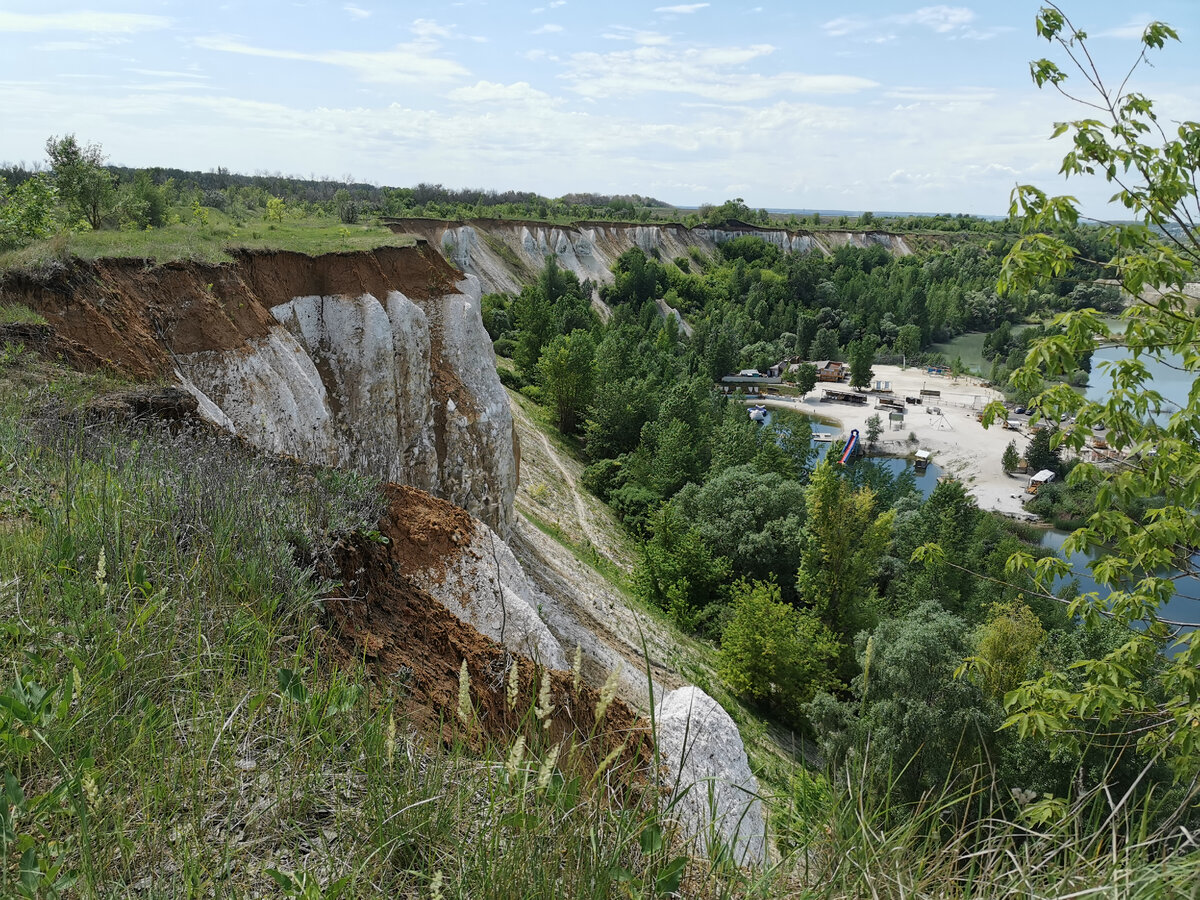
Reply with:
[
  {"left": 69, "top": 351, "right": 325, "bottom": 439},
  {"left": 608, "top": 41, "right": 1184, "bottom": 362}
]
[{"left": 0, "top": 209, "right": 415, "bottom": 271}]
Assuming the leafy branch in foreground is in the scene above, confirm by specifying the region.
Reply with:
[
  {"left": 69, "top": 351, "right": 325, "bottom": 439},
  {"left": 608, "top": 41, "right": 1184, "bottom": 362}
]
[{"left": 993, "top": 3, "right": 1200, "bottom": 775}]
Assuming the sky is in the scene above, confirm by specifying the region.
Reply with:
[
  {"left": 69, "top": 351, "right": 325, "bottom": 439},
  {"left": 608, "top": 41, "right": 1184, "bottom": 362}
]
[{"left": 2, "top": 1, "right": 1198, "bottom": 216}]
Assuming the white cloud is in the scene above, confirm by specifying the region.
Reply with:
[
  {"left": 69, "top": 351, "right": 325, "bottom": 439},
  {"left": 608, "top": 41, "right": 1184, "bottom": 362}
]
[
  {"left": 550, "top": 1, "right": 566, "bottom": 6},
  {"left": 127, "top": 69, "right": 209, "bottom": 80},
  {"left": 0, "top": 11, "right": 170, "bottom": 33},
  {"left": 562, "top": 45, "right": 878, "bottom": 102},
  {"left": 824, "top": 6, "right": 976, "bottom": 39},
  {"left": 193, "top": 36, "right": 470, "bottom": 84},
  {"left": 532, "top": 24, "right": 563, "bottom": 34},
  {"left": 899, "top": 6, "right": 975, "bottom": 33},
  {"left": 411, "top": 18, "right": 453, "bottom": 40},
  {"left": 33, "top": 40, "right": 113, "bottom": 52},
  {"left": 655, "top": 3, "right": 710, "bottom": 13},
  {"left": 447, "top": 80, "right": 559, "bottom": 106},
  {"left": 344, "top": 5, "right": 372, "bottom": 20},
  {"left": 0, "top": 73, "right": 1145, "bottom": 215},
  {"left": 602, "top": 26, "right": 672, "bottom": 46},
  {"left": 1098, "top": 19, "right": 1152, "bottom": 40}
]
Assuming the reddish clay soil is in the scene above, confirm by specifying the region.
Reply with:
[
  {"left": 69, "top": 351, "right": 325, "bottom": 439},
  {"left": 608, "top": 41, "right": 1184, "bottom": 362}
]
[
  {"left": 0, "top": 244, "right": 462, "bottom": 380},
  {"left": 321, "top": 484, "right": 650, "bottom": 770}
]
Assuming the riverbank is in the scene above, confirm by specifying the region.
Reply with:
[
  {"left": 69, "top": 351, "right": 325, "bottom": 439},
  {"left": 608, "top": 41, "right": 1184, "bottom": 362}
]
[{"left": 750, "top": 365, "right": 1034, "bottom": 519}]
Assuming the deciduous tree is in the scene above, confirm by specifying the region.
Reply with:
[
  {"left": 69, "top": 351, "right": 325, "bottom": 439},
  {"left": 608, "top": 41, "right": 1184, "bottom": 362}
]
[
  {"left": 44, "top": 134, "right": 115, "bottom": 229},
  {"left": 990, "top": 4, "right": 1200, "bottom": 774}
]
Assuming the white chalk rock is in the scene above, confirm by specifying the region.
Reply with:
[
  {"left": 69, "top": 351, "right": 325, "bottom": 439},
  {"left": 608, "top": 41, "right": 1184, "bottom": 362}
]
[
  {"left": 176, "top": 278, "right": 517, "bottom": 536},
  {"left": 406, "top": 514, "right": 566, "bottom": 669},
  {"left": 653, "top": 687, "right": 766, "bottom": 865}
]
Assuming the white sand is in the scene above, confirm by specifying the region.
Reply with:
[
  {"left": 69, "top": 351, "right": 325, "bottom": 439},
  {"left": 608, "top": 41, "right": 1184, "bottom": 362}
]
[{"left": 747, "top": 365, "right": 1036, "bottom": 519}]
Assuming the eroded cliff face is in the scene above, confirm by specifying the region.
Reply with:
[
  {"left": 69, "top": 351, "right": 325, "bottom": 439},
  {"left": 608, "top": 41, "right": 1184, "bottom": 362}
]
[
  {"left": 385, "top": 217, "right": 917, "bottom": 294},
  {"left": 1, "top": 245, "right": 517, "bottom": 535}
]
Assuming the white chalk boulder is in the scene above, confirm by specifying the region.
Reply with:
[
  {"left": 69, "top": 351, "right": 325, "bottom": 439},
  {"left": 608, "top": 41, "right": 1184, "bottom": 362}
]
[{"left": 653, "top": 687, "right": 766, "bottom": 865}]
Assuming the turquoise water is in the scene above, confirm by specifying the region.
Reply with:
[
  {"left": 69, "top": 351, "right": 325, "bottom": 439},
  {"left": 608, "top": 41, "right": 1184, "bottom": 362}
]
[
  {"left": 1047, "top": 341, "right": 1199, "bottom": 640},
  {"left": 1038, "top": 528, "right": 1199, "bottom": 647},
  {"left": 763, "top": 408, "right": 944, "bottom": 498}
]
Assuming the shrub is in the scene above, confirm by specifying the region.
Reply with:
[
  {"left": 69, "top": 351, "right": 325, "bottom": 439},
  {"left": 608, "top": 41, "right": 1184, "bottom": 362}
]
[{"left": 719, "top": 578, "right": 839, "bottom": 722}]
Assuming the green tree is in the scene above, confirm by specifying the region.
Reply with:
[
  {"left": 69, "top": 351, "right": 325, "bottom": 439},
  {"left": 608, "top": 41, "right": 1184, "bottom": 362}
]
[
  {"left": 865, "top": 413, "right": 883, "bottom": 447},
  {"left": 796, "top": 460, "right": 895, "bottom": 645},
  {"left": 967, "top": 600, "right": 1046, "bottom": 701},
  {"left": 266, "top": 196, "right": 286, "bottom": 222},
  {"left": 633, "top": 504, "right": 731, "bottom": 633},
  {"left": 1024, "top": 427, "right": 1062, "bottom": 477},
  {"left": 511, "top": 285, "right": 554, "bottom": 378},
  {"left": 537, "top": 330, "right": 596, "bottom": 434},
  {"left": 895, "top": 324, "right": 921, "bottom": 366},
  {"left": 1001, "top": 440, "right": 1020, "bottom": 474},
  {"left": 334, "top": 188, "right": 359, "bottom": 225},
  {"left": 810, "top": 327, "right": 839, "bottom": 362},
  {"left": 719, "top": 579, "right": 839, "bottom": 720},
  {"left": 0, "top": 174, "right": 58, "bottom": 249},
  {"left": 809, "top": 603, "right": 993, "bottom": 802},
  {"left": 847, "top": 337, "right": 877, "bottom": 390},
  {"left": 792, "top": 362, "right": 818, "bottom": 394},
  {"left": 44, "top": 134, "right": 115, "bottom": 229},
  {"left": 674, "top": 465, "right": 807, "bottom": 585},
  {"left": 992, "top": 5, "right": 1200, "bottom": 774}
]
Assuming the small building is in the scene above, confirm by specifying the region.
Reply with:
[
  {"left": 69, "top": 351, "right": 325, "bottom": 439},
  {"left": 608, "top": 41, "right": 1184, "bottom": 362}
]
[
  {"left": 914, "top": 449, "right": 932, "bottom": 470},
  {"left": 815, "top": 360, "right": 848, "bottom": 382},
  {"left": 871, "top": 379, "right": 892, "bottom": 393},
  {"left": 720, "top": 372, "right": 782, "bottom": 386},
  {"left": 822, "top": 388, "right": 868, "bottom": 405},
  {"left": 1027, "top": 469, "right": 1056, "bottom": 493}
]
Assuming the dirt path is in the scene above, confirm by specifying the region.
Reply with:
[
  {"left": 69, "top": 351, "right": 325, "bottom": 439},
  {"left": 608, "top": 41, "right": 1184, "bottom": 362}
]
[
  {"left": 537, "top": 426, "right": 608, "bottom": 551},
  {"left": 508, "top": 391, "right": 629, "bottom": 570}
]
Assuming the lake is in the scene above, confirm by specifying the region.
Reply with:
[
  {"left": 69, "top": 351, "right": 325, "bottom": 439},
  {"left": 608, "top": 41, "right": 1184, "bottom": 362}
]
[
  {"left": 1038, "top": 528, "right": 1199, "bottom": 647},
  {"left": 1051, "top": 339, "right": 1198, "bottom": 642},
  {"left": 764, "top": 407, "right": 945, "bottom": 499}
]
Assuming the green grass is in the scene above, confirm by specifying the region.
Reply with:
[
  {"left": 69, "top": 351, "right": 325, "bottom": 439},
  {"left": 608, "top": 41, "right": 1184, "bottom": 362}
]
[
  {"left": 0, "top": 209, "right": 415, "bottom": 272},
  {"left": 0, "top": 303, "right": 48, "bottom": 325}
]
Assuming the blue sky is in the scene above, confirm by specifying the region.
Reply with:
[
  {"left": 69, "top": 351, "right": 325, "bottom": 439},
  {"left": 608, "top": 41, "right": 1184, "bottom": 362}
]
[{"left": 2, "top": 1, "right": 1197, "bottom": 215}]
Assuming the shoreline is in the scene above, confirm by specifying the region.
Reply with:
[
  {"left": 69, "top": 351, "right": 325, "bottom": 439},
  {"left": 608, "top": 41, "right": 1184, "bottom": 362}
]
[{"left": 743, "top": 365, "right": 1037, "bottom": 520}]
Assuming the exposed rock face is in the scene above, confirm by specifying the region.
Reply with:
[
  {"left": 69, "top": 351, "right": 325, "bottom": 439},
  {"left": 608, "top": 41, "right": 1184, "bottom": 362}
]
[
  {"left": 176, "top": 277, "right": 515, "bottom": 535},
  {"left": 387, "top": 217, "right": 917, "bottom": 294},
  {"left": 1, "top": 246, "right": 518, "bottom": 536},
  {"left": 654, "top": 687, "right": 767, "bottom": 865},
  {"left": 376, "top": 485, "right": 566, "bottom": 669}
]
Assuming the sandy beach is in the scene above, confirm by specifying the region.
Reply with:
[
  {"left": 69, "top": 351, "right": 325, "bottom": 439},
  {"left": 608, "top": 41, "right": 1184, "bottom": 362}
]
[{"left": 747, "top": 365, "right": 1036, "bottom": 519}]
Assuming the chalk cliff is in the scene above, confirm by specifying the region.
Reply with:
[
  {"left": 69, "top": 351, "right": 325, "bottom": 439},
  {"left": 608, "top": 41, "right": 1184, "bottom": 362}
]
[
  {"left": 2, "top": 245, "right": 517, "bottom": 536},
  {"left": 385, "top": 216, "right": 916, "bottom": 294}
]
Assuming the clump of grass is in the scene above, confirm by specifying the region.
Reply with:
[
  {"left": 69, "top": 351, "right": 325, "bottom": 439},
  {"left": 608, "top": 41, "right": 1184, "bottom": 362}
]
[
  {"left": 0, "top": 303, "right": 47, "bottom": 325},
  {"left": 0, "top": 210, "right": 415, "bottom": 272}
]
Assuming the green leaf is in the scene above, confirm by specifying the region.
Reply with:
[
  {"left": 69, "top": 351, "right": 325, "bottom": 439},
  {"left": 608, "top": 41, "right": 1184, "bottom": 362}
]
[
  {"left": 640, "top": 823, "right": 665, "bottom": 855},
  {"left": 655, "top": 856, "right": 688, "bottom": 895},
  {"left": 277, "top": 669, "right": 308, "bottom": 704}
]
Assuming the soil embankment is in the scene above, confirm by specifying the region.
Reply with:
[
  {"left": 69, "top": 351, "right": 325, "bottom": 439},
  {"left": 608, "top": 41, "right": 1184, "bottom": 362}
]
[
  {"left": 322, "top": 484, "right": 650, "bottom": 768},
  {"left": 0, "top": 245, "right": 458, "bottom": 378}
]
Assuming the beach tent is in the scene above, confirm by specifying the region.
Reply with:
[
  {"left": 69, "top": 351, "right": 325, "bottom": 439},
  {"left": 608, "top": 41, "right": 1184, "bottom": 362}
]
[{"left": 1027, "top": 469, "right": 1056, "bottom": 493}]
